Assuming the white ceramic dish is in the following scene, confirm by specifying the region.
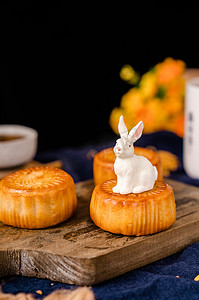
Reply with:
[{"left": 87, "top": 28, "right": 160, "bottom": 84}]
[{"left": 0, "top": 125, "right": 38, "bottom": 168}]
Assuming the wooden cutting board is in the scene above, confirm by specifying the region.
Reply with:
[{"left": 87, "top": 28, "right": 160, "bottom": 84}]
[{"left": 1, "top": 178, "right": 199, "bottom": 285}]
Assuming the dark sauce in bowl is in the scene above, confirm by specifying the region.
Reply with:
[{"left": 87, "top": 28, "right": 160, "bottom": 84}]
[{"left": 0, "top": 135, "right": 24, "bottom": 142}]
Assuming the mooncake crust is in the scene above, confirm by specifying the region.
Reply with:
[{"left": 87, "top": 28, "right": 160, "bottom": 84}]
[
  {"left": 93, "top": 147, "right": 163, "bottom": 185},
  {"left": 0, "top": 167, "right": 77, "bottom": 229},
  {"left": 1, "top": 167, "right": 72, "bottom": 195},
  {"left": 90, "top": 179, "right": 176, "bottom": 236}
]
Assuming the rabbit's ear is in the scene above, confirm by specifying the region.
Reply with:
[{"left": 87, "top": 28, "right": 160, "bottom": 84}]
[
  {"left": 118, "top": 115, "right": 128, "bottom": 138},
  {"left": 129, "top": 121, "right": 144, "bottom": 142}
]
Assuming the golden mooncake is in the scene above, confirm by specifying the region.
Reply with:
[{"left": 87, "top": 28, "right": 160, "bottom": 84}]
[
  {"left": 93, "top": 147, "right": 163, "bottom": 185},
  {"left": 90, "top": 179, "right": 176, "bottom": 236},
  {"left": 0, "top": 167, "right": 77, "bottom": 229}
]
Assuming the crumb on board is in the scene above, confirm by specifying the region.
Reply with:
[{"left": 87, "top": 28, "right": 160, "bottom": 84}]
[
  {"left": 36, "top": 290, "right": 43, "bottom": 295},
  {"left": 194, "top": 275, "right": 199, "bottom": 281},
  {"left": 176, "top": 275, "right": 180, "bottom": 278}
]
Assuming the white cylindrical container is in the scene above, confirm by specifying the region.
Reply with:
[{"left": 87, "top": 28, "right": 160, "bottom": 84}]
[{"left": 183, "top": 77, "right": 199, "bottom": 179}]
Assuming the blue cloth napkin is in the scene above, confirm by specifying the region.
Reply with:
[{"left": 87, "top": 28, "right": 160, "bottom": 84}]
[{"left": 2, "top": 131, "right": 199, "bottom": 299}]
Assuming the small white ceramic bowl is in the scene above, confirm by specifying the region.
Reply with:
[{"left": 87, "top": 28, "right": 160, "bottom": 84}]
[{"left": 0, "top": 125, "right": 38, "bottom": 168}]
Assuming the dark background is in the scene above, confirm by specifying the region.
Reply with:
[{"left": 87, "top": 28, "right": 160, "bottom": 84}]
[{"left": 1, "top": 4, "right": 199, "bottom": 151}]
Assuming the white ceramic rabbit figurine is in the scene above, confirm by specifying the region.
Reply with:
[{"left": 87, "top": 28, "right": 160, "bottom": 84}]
[{"left": 113, "top": 115, "right": 158, "bottom": 194}]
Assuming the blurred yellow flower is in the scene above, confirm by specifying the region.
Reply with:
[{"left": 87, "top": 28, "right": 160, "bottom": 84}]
[
  {"left": 173, "top": 115, "right": 185, "bottom": 138},
  {"left": 139, "top": 71, "right": 157, "bottom": 98},
  {"left": 109, "top": 57, "right": 186, "bottom": 137},
  {"left": 109, "top": 107, "right": 124, "bottom": 134},
  {"left": 120, "top": 65, "right": 139, "bottom": 84},
  {"left": 121, "top": 88, "right": 144, "bottom": 115},
  {"left": 135, "top": 98, "right": 168, "bottom": 133},
  {"left": 163, "top": 97, "right": 184, "bottom": 116},
  {"left": 165, "top": 78, "right": 185, "bottom": 98},
  {"left": 156, "top": 57, "right": 185, "bottom": 86},
  {"left": 135, "top": 105, "right": 156, "bottom": 133}
]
